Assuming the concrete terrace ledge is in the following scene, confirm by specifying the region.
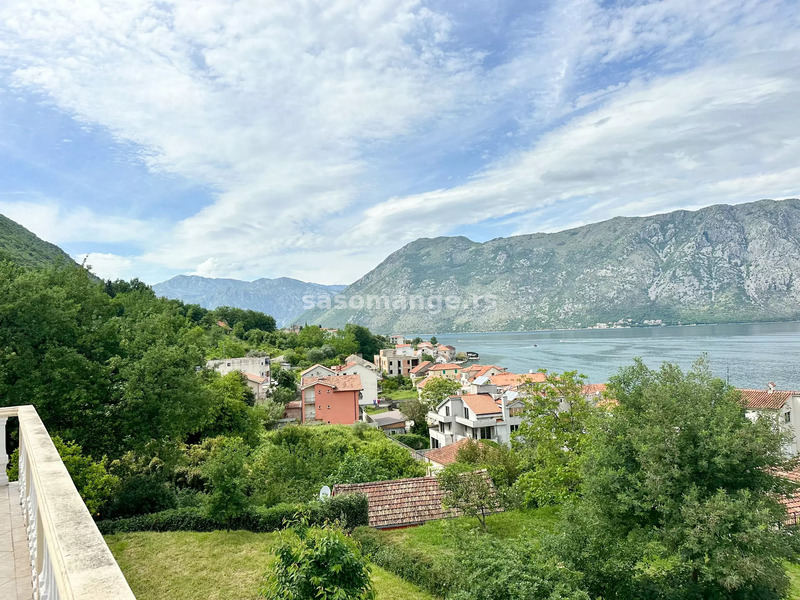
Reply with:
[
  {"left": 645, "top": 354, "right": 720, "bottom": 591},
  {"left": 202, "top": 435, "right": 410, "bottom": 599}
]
[{"left": 0, "top": 405, "right": 136, "bottom": 600}]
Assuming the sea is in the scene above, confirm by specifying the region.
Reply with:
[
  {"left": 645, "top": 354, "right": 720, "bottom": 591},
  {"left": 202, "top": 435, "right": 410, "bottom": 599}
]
[{"left": 430, "top": 321, "right": 800, "bottom": 389}]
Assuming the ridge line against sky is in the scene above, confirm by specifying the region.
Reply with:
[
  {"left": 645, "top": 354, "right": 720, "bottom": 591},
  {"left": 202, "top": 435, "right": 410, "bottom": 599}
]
[{"left": 0, "top": 0, "right": 798, "bottom": 285}]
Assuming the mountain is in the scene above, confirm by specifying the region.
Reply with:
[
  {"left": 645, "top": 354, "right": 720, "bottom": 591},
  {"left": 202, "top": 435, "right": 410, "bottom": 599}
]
[
  {"left": 0, "top": 214, "right": 75, "bottom": 268},
  {"left": 298, "top": 198, "right": 800, "bottom": 333},
  {"left": 152, "top": 275, "right": 347, "bottom": 327}
]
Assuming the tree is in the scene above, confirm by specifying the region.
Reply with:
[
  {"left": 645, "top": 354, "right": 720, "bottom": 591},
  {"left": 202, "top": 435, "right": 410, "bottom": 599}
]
[
  {"left": 455, "top": 439, "right": 521, "bottom": 489},
  {"left": 512, "top": 371, "right": 596, "bottom": 507},
  {"left": 421, "top": 377, "right": 460, "bottom": 407},
  {"left": 260, "top": 523, "right": 375, "bottom": 600},
  {"left": 437, "top": 465, "right": 502, "bottom": 532},
  {"left": 555, "top": 359, "right": 798, "bottom": 600},
  {"left": 344, "top": 324, "right": 384, "bottom": 359},
  {"left": 420, "top": 352, "right": 435, "bottom": 363},
  {"left": 203, "top": 436, "right": 251, "bottom": 523},
  {"left": 400, "top": 397, "right": 429, "bottom": 437}
]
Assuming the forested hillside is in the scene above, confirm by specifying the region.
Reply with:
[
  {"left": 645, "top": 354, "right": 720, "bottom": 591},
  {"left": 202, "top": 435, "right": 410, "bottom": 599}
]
[{"left": 0, "top": 213, "right": 76, "bottom": 268}]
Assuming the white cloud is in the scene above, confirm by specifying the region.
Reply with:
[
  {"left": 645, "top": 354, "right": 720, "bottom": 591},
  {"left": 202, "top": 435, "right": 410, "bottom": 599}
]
[
  {"left": 0, "top": 0, "right": 798, "bottom": 285},
  {"left": 79, "top": 252, "right": 134, "bottom": 281}
]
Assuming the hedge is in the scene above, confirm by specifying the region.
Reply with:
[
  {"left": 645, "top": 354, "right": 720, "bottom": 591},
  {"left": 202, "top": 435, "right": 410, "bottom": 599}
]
[
  {"left": 98, "top": 493, "right": 368, "bottom": 535},
  {"left": 352, "top": 526, "right": 455, "bottom": 598}
]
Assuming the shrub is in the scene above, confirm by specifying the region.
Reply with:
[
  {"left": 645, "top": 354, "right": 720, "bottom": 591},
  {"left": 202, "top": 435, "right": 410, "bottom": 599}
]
[
  {"left": 97, "top": 493, "right": 368, "bottom": 535},
  {"left": 393, "top": 433, "right": 429, "bottom": 450},
  {"left": 260, "top": 523, "right": 375, "bottom": 600}
]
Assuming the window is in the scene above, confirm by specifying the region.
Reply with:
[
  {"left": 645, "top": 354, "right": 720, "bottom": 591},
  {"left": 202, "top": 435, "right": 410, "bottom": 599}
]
[
  {"left": 464, "top": 407, "right": 470, "bottom": 419},
  {"left": 510, "top": 424, "right": 520, "bottom": 433},
  {"left": 786, "top": 411, "right": 792, "bottom": 423},
  {"left": 439, "top": 422, "right": 445, "bottom": 433},
  {"left": 478, "top": 426, "right": 494, "bottom": 440},
  {"left": 431, "top": 438, "right": 439, "bottom": 449},
  {"left": 509, "top": 406, "right": 523, "bottom": 417},
  {"left": 445, "top": 406, "right": 450, "bottom": 417}
]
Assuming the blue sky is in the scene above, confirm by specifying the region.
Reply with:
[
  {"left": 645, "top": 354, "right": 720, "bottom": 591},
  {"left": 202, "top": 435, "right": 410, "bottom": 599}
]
[{"left": 0, "top": 0, "right": 798, "bottom": 284}]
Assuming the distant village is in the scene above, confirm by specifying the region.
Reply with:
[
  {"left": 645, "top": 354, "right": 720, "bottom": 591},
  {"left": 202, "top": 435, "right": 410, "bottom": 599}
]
[{"left": 205, "top": 335, "right": 800, "bottom": 471}]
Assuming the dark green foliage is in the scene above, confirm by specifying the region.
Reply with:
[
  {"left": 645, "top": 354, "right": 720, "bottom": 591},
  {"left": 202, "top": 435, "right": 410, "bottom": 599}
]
[
  {"left": 259, "top": 523, "right": 375, "bottom": 600},
  {"left": 555, "top": 359, "right": 799, "bottom": 599},
  {"left": 203, "top": 437, "right": 251, "bottom": 523},
  {"left": 446, "top": 535, "right": 590, "bottom": 600},
  {"left": 438, "top": 465, "right": 503, "bottom": 532},
  {"left": 210, "top": 306, "right": 277, "bottom": 333},
  {"left": 393, "top": 433, "right": 429, "bottom": 450},
  {"left": 97, "top": 494, "right": 369, "bottom": 535},
  {"left": 454, "top": 439, "right": 520, "bottom": 490}
]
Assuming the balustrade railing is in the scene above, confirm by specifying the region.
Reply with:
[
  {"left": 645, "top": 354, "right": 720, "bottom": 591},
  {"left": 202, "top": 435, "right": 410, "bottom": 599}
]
[{"left": 0, "top": 405, "right": 136, "bottom": 600}]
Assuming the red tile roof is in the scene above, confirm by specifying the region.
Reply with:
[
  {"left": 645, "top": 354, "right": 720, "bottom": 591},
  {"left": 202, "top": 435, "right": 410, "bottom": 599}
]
[
  {"left": 489, "top": 372, "right": 545, "bottom": 388},
  {"left": 581, "top": 383, "right": 608, "bottom": 396},
  {"left": 461, "top": 394, "right": 502, "bottom": 415},
  {"left": 425, "top": 438, "right": 486, "bottom": 467},
  {"left": 776, "top": 468, "right": 800, "bottom": 525},
  {"left": 411, "top": 361, "right": 432, "bottom": 374},
  {"left": 332, "top": 471, "right": 499, "bottom": 528},
  {"left": 301, "top": 374, "right": 362, "bottom": 392},
  {"left": 739, "top": 388, "right": 799, "bottom": 410},
  {"left": 243, "top": 372, "right": 267, "bottom": 384},
  {"left": 431, "top": 363, "right": 461, "bottom": 371},
  {"left": 333, "top": 476, "right": 457, "bottom": 528},
  {"left": 467, "top": 365, "right": 506, "bottom": 381}
]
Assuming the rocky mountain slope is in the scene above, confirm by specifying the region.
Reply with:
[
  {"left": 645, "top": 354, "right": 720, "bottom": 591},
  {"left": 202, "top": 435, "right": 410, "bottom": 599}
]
[
  {"left": 299, "top": 199, "right": 800, "bottom": 332},
  {"left": 0, "top": 214, "right": 76, "bottom": 268},
  {"left": 153, "top": 275, "right": 346, "bottom": 327}
]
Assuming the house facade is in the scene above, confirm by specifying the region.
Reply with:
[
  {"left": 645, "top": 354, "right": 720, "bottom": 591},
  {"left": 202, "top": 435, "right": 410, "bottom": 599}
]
[
  {"left": 427, "top": 392, "right": 526, "bottom": 449},
  {"left": 374, "top": 348, "right": 421, "bottom": 377},
  {"left": 333, "top": 362, "right": 382, "bottom": 406},
  {"left": 299, "top": 374, "right": 362, "bottom": 425},
  {"left": 207, "top": 356, "right": 271, "bottom": 380},
  {"left": 741, "top": 384, "right": 800, "bottom": 456}
]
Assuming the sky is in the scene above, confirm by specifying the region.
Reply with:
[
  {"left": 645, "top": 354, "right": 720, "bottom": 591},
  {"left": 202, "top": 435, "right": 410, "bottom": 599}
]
[{"left": 0, "top": 0, "right": 798, "bottom": 285}]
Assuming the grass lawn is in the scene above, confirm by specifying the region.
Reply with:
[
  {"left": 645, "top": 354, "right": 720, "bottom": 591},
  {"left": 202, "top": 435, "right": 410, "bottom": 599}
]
[
  {"left": 788, "top": 563, "right": 800, "bottom": 599},
  {"left": 377, "top": 506, "right": 561, "bottom": 557},
  {"left": 106, "top": 530, "right": 433, "bottom": 600},
  {"left": 364, "top": 405, "right": 389, "bottom": 414},
  {"left": 382, "top": 388, "right": 418, "bottom": 401}
]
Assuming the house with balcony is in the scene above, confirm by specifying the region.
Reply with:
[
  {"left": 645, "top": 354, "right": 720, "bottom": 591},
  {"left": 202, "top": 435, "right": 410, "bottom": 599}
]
[
  {"left": 374, "top": 349, "right": 421, "bottom": 377},
  {"left": 427, "top": 392, "right": 526, "bottom": 449},
  {"left": 299, "top": 374, "right": 363, "bottom": 425},
  {"left": 333, "top": 361, "right": 382, "bottom": 407},
  {"left": 740, "top": 383, "right": 800, "bottom": 456}
]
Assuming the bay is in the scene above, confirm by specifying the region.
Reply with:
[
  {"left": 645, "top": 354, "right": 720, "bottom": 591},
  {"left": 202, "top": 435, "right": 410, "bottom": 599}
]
[{"left": 430, "top": 321, "right": 800, "bottom": 389}]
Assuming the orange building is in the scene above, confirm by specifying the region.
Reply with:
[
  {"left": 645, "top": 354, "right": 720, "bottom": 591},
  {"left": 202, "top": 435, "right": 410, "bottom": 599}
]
[{"left": 300, "top": 374, "right": 363, "bottom": 425}]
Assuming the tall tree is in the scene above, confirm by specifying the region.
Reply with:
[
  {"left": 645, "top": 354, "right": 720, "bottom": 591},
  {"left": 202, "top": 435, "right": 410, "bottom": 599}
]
[{"left": 555, "top": 359, "right": 799, "bottom": 599}]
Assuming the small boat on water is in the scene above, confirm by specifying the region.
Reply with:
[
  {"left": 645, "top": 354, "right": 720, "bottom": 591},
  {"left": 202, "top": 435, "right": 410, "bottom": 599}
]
[{"left": 466, "top": 351, "right": 480, "bottom": 359}]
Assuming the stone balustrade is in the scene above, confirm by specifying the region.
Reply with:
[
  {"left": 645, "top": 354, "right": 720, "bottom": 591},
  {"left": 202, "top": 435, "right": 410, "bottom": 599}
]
[{"left": 0, "top": 405, "right": 136, "bottom": 600}]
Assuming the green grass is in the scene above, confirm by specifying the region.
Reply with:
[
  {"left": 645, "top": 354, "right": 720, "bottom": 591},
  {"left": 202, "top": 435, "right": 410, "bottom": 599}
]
[
  {"left": 788, "top": 563, "right": 800, "bottom": 600},
  {"left": 382, "top": 388, "right": 418, "bottom": 401},
  {"left": 106, "top": 530, "right": 433, "bottom": 600},
  {"left": 364, "top": 405, "right": 389, "bottom": 414},
  {"left": 377, "top": 507, "right": 561, "bottom": 557}
]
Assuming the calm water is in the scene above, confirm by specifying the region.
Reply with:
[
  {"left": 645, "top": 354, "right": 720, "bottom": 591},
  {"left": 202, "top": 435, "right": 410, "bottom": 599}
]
[{"left": 431, "top": 322, "right": 800, "bottom": 388}]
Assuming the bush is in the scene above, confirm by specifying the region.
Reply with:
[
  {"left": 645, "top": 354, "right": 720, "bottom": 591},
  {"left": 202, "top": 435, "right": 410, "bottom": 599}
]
[
  {"left": 393, "top": 433, "right": 429, "bottom": 450},
  {"left": 260, "top": 524, "right": 374, "bottom": 600},
  {"left": 97, "top": 493, "right": 368, "bottom": 535}
]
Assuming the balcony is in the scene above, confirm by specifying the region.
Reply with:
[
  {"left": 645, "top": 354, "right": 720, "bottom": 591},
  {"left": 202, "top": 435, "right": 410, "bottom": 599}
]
[
  {"left": 426, "top": 411, "right": 453, "bottom": 424},
  {"left": 455, "top": 415, "right": 502, "bottom": 429},
  {"left": 0, "top": 405, "right": 135, "bottom": 600}
]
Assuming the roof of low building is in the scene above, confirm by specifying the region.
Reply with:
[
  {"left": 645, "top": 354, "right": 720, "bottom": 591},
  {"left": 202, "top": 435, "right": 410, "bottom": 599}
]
[
  {"left": 370, "top": 410, "right": 407, "bottom": 428},
  {"left": 431, "top": 363, "right": 461, "bottom": 371},
  {"left": 581, "top": 383, "right": 608, "bottom": 396},
  {"left": 333, "top": 476, "right": 456, "bottom": 528},
  {"left": 301, "top": 374, "right": 363, "bottom": 392},
  {"left": 739, "top": 388, "right": 799, "bottom": 410},
  {"left": 411, "top": 361, "right": 432, "bottom": 374},
  {"left": 425, "top": 438, "right": 486, "bottom": 467},
  {"left": 461, "top": 393, "right": 502, "bottom": 415},
  {"left": 415, "top": 375, "right": 432, "bottom": 389},
  {"left": 467, "top": 365, "right": 506, "bottom": 381},
  {"left": 489, "top": 372, "right": 545, "bottom": 387},
  {"left": 242, "top": 372, "right": 267, "bottom": 384}
]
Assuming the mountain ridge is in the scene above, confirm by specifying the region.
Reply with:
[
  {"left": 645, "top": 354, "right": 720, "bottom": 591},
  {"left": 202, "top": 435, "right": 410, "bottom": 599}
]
[
  {"left": 297, "top": 198, "right": 800, "bottom": 332},
  {"left": 0, "top": 214, "right": 76, "bottom": 269},
  {"left": 153, "top": 274, "right": 347, "bottom": 327}
]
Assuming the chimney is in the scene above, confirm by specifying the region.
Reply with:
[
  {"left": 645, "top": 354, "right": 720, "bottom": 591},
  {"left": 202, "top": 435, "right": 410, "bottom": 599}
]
[{"left": 768, "top": 382, "right": 776, "bottom": 394}]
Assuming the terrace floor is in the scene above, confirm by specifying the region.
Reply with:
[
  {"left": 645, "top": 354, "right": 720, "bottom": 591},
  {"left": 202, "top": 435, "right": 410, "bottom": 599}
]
[{"left": 0, "top": 483, "right": 33, "bottom": 600}]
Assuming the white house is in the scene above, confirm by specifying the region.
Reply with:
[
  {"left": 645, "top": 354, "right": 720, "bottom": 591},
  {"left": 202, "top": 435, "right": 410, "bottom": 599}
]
[
  {"left": 427, "top": 392, "right": 526, "bottom": 449},
  {"left": 389, "top": 334, "right": 406, "bottom": 345},
  {"left": 741, "top": 384, "right": 800, "bottom": 456},
  {"left": 334, "top": 361, "right": 382, "bottom": 407},
  {"left": 300, "top": 364, "right": 336, "bottom": 379},
  {"left": 206, "top": 356, "right": 271, "bottom": 400}
]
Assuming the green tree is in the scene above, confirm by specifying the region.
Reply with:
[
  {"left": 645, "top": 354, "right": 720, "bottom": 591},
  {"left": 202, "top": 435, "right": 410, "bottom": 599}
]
[
  {"left": 420, "top": 352, "right": 435, "bottom": 363},
  {"left": 344, "top": 324, "right": 385, "bottom": 359},
  {"left": 421, "top": 377, "right": 460, "bottom": 407},
  {"left": 195, "top": 372, "right": 263, "bottom": 446},
  {"left": 260, "top": 523, "right": 375, "bottom": 600},
  {"left": 203, "top": 437, "right": 251, "bottom": 523},
  {"left": 512, "top": 371, "right": 596, "bottom": 507},
  {"left": 429, "top": 336, "right": 438, "bottom": 345},
  {"left": 399, "top": 397, "right": 429, "bottom": 437},
  {"left": 555, "top": 359, "right": 798, "bottom": 599},
  {"left": 438, "top": 465, "right": 502, "bottom": 532}
]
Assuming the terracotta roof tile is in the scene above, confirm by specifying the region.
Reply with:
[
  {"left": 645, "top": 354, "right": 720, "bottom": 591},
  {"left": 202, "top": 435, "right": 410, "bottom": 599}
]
[
  {"left": 739, "top": 388, "right": 799, "bottom": 410},
  {"left": 242, "top": 372, "right": 267, "bottom": 384},
  {"left": 431, "top": 363, "right": 461, "bottom": 371},
  {"left": 332, "top": 471, "right": 500, "bottom": 528},
  {"left": 489, "top": 372, "right": 545, "bottom": 387},
  {"left": 425, "top": 438, "right": 486, "bottom": 467},
  {"left": 581, "top": 383, "right": 607, "bottom": 395},
  {"left": 301, "top": 374, "right": 362, "bottom": 392},
  {"left": 461, "top": 394, "right": 502, "bottom": 415},
  {"left": 411, "top": 361, "right": 432, "bottom": 374}
]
